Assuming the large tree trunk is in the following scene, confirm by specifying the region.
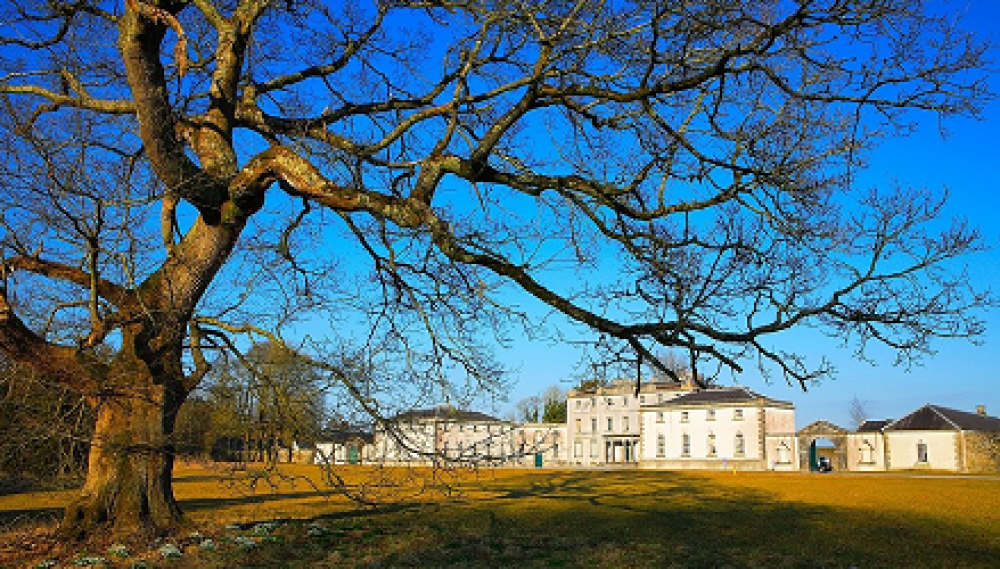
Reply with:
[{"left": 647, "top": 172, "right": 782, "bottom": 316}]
[{"left": 59, "top": 359, "right": 187, "bottom": 539}]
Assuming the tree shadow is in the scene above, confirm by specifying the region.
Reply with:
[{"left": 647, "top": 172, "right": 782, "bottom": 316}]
[{"left": 352, "top": 470, "right": 1000, "bottom": 568}]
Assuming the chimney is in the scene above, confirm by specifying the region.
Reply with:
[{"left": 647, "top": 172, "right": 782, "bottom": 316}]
[{"left": 976, "top": 405, "right": 987, "bottom": 417}]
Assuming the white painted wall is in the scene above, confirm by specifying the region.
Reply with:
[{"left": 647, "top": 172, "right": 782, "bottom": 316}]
[
  {"left": 845, "top": 432, "right": 888, "bottom": 471},
  {"left": 887, "top": 431, "right": 959, "bottom": 471}
]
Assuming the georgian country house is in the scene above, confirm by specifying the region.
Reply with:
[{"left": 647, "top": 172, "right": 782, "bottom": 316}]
[
  {"left": 371, "top": 406, "right": 565, "bottom": 466},
  {"left": 566, "top": 377, "right": 696, "bottom": 467},
  {"left": 373, "top": 407, "right": 517, "bottom": 465},
  {"left": 303, "top": 382, "right": 999, "bottom": 474},
  {"left": 639, "top": 388, "right": 798, "bottom": 471}
]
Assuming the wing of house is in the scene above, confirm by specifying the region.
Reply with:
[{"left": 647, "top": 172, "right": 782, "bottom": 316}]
[{"left": 884, "top": 405, "right": 1000, "bottom": 472}]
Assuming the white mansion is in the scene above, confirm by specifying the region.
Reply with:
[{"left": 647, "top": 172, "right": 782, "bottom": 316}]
[
  {"left": 349, "top": 377, "right": 1000, "bottom": 474},
  {"left": 564, "top": 378, "right": 797, "bottom": 471},
  {"left": 368, "top": 377, "right": 798, "bottom": 472}
]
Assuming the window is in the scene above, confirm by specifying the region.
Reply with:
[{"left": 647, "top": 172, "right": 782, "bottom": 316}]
[
  {"left": 707, "top": 409, "right": 716, "bottom": 421},
  {"left": 575, "top": 418, "right": 582, "bottom": 433},
  {"left": 917, "top": 441, "right": 928, "bottom": 463},
  {"left": 656, "top": 435, "right": 666, "bottom": 457},
  {"left": 681, "top": 434, "right": 691, "bottom": 456},
  {"left": 607, "top": 417, "right": 614, "bottom": 432},
  {"left": 623, "top": 397, "right": 628, "bottom": 406},
  {"left": 777, "top": 442, "right": 791, "bottom": 464},
  {"left": 606, "top": 397, "right": 613, "bottom": 406},
  {"left": 735, "top": 433, "right": 746, "bottom": 456},
  {"left": 591, "top": 418, "right": 597, "bottom": 433},
  {"left": 733, "top": 409, "right": 744, "bottom": 421},
  {"left": 707, "top": 434, "right": 716, "bottom": 457},
  {"left": 575, "top": 400, "right": 581, "bottom": 409},
  {"left": 442, "top": 442, "right": 449, "bottom": 457},
  {"left": 859, "top": 440, "right": 875, "bottom": 464},
  {"left": 656, "top": 411, "right": 664, "bottom": 423},
  {"left": 640, "top": 396, "right": 646, "bottom": 404},
  {"left": 658, "top": 394, "right": 664, "bottom": 403},
  {"left": 681, "top": 411, "right": 689, "bottom": 423},
  {"left": 574, "top": 441, "right": 582, "bottom": 458},
  {"left": 624, "top": 416, "right": 630, "bottom": 432}
]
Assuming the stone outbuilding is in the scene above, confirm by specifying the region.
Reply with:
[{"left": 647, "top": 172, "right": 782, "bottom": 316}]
[{"left": 883, "top": 404, "right": 1000, "bottom": 472}]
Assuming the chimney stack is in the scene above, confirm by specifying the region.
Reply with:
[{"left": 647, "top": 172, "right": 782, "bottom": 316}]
[{"left": 976, "top": 405, "right": 987, "bottom": 417}]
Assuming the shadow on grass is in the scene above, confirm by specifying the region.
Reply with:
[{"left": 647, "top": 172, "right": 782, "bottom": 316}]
[
  {"left": 3, "top": 469, "right": 998, "bottom": 568},
  {"left": 316, "top": 470, "right": 1000, "bottom": 569}
]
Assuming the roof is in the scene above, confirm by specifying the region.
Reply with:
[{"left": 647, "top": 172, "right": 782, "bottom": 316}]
[
  {"left": 856, "top": 420, "right": 892, "bottom": 432},
  {"left": 322, "top": 428, "right": 375, "bottom": 444},
  {"left": 567, "top": 377, "right": 689, "bottom": 397},
  {"left": 389, "top": 406, "right": 504, "bottom": 424},
  {"left": 886, "top": 405, "right": 1000, "bottom": 432},
  {"left": 658, "top": 388, "right": 793, "bottom": 409}
]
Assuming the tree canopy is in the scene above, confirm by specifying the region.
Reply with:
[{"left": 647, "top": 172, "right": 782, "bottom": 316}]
[{"left": 0, "top": 0, "right": 992, "bottom": 537}]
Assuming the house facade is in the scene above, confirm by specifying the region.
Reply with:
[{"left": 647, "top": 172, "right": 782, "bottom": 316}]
[
  {"left": 845, "top": 420, "right": 890, "bottom": 472},
  {"left": 318, "top": 384, "right": 999, "bottom": 474},
  {"left": 374, "top": 407, "right": 518, "bottom": 465},
  {"left": 371, "top": 406, "right": 566, "bottom": 466},
  {"left": 639, "top": 388, "right": 798, "bottom": 471},
  {"left": 803, "top": 405, "right": 1000, "bottom": 473},
  {"left": 882, "top": 404, "right": 1000, "bottom": 472},
  {"left": 565, "top": 377, "right": 694, "bottom": 467}
]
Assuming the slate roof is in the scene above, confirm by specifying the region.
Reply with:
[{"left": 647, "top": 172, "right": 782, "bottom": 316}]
[
  {"left": 856, "top": 420, "right": 892, "bottom": 432},
  {"left": 886, "top": 405, "right": 1000, "bottom": 432},
  {"left": 323, "top": 427, "right": 375, "bottom": 444},
  {"left": 660, "top": 387, "right": 793, "bottom": 409},
  {"left": 390, "top": 406, "right": 504, "bottom": 424}
]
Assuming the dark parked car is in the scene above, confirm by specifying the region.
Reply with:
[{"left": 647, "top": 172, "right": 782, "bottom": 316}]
[{"left": 818, "top": 457, "right": 833, "bottom": 472}]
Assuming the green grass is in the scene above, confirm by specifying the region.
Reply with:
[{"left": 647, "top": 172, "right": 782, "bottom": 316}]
[{"left": 2, "top": 464, "right": 999, "bottom": 568}]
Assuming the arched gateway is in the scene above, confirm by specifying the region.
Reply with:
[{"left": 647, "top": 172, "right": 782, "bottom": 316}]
[{"left": 796, "top": 421, "right": 850, "bottom": 472}]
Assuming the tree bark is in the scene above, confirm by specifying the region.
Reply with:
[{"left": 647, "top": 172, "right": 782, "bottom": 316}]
[{"left": 58, "top": 351, "right": 187, "bottom": 539}]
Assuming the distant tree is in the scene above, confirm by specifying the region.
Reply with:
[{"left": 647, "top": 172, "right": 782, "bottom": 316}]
[
  {"left": 0, "top": 358, "right": 93, "bottom": 483},
  {"left": 542, "top": 398, "right": 567, "bottom": 424},
  {"left": 200, "top": 342, "right": 327, "bottom": 462},
  {"left": 0, "top": 0, "right": 991, "bottom": 538},
  {"left": 541, "top": 385, "right": 567, "bottom": 424},
  {"left": 173, "top": 394, "right": 213, "bottom": 458},
  {"left": 515, "top": 395, "right": 543, "bottom": 423},
  {"left": 849, "top": 396, "right": 871, "bottom": 429}
]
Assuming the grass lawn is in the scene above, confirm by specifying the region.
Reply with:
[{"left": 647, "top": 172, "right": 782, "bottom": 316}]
[{"left": 2, "top": 463, "right": 998, "bottom": 568}]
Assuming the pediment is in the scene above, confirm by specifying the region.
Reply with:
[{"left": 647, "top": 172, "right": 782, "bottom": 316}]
[{"left": 797, "top": 420, "right": 849, "bottom": 436}]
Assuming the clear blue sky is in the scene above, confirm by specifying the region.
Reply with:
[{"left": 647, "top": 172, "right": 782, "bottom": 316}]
[{"left": 498, "top": 0, "right": 1000, "bottom": 429}]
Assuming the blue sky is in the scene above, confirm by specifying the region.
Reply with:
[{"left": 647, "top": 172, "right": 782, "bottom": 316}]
[{"left": 497, "top": 0, "right": 1000, "bottom": 429}]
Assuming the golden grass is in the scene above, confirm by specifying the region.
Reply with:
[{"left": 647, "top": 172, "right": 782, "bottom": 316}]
[{"left": 3, "top": 463, "right": 999, "bottom": 568}]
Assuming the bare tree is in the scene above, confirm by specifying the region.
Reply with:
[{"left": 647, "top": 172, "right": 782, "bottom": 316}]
[
  {"left": 0, "top": 357, "right": 94, "bottom": 485},
  {"left": 515, "top": 395, "right": 543, "bottom": 423},
  {"left": 849, "top": 395, "right": 871, "bottom": 429},
  {"left": 0, "top": 0, "right": 992, "bottom": 538}
]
